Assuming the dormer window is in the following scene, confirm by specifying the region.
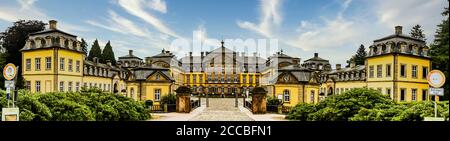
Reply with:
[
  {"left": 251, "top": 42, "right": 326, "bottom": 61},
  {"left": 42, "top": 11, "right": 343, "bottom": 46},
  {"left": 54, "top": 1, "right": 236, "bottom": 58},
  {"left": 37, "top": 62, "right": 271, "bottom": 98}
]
[
  {"left": 64, "top": 39, "right": 69, "bottom": 48},
  {"left": 30, "top": 40, "right": 36, "bottom": 48},
  {"left": 41, "top": 40, "right": 46, "bottom": 47}
]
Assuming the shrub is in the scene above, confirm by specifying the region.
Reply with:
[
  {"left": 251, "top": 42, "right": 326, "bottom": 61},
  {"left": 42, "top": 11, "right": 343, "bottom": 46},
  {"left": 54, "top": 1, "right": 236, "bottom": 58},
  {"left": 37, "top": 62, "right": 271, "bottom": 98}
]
[
  {"left": 161, "top": 94, "right": 176, "bottom": 105},
  {"left": 285, "top": 103, "right": 317, "bottom": 121},
  {"left": 267, "top": 96, "right": 282, "bottom": 105}
]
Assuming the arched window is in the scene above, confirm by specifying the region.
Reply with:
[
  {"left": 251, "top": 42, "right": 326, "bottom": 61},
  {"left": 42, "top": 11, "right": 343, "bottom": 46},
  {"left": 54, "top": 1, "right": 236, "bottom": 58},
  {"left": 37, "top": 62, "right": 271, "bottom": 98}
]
[
  {"left": 73, "top": 41, "right": 77, "bottom": 50},
  {"left": 382, "top": 44, "right": 387, "bottom": 53},
  {"left": 310, "top": 90, "right": 315, "bottom": 103},
  {"left": 64, "top": 39, "right": 69, "bottom": 48},
  {"left": 41, "top": 39, "right": 46, "bottom": 47},
  {"left": 283, "top": 89, "right": 290, "bottom": 102},
  {"left": 30, "top": 40, "right": 36, "bottom": 48}
]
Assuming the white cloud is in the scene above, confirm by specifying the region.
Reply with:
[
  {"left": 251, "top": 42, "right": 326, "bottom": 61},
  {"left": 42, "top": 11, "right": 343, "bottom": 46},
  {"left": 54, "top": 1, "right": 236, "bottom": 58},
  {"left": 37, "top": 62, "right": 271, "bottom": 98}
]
[
  {"left": 86, "top": 10, "right": 150, "bottom": 38},
  {"left": 117, "top": 0, "right": 181, "bottom": 38},
  {"left": 373, "top": 0, "right": 447, "bottom": 42},
  {"left": 0, "top": 0, "right": 89, "bottom": 33},
  {"left": 237, "top": 0, "right": 283, "bottom": 38},
  {"left": 148, "top": 0, "right": 167, "bottom": 13}
]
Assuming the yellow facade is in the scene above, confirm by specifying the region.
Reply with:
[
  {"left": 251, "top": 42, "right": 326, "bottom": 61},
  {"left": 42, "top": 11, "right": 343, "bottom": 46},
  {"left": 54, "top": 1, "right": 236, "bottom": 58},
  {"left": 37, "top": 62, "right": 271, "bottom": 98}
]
[{"left": 273, "top": 84, "right": 303, "bottom": 107}]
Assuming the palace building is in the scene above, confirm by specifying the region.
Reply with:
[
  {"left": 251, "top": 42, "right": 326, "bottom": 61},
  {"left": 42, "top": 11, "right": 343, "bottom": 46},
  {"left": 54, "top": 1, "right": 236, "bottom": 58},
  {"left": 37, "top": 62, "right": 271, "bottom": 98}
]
[{"left": 20, "top": 20, "right": 436, "bottom": 107}]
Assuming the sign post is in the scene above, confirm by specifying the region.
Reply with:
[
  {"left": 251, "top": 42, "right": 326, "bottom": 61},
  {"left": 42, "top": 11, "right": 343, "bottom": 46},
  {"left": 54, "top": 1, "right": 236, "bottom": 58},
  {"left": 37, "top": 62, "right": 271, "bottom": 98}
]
[
  {"left": 425, "top": 70, "right": 446, "bottom": 121},
  {"left": 2, "top": 63, "right": 19, "bottom": 121}
]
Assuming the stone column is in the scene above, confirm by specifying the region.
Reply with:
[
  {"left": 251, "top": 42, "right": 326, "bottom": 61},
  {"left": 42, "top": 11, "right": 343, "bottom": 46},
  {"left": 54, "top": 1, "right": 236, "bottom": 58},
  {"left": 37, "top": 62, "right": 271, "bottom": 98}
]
[
  {"left": 176, "top": 86, "right": 192, "bottom": 113},
  {"left": 251, "top": 87, "right": 267, "bottom": 114}
]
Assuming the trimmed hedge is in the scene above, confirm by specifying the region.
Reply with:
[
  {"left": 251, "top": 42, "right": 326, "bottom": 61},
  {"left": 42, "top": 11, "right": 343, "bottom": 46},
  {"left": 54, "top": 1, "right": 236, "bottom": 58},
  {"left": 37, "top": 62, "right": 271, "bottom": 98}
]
[
  {"left": 0, "top": 88, "right": 151, "bottom": 121},
  {"left": 286, "top": 88, "right": 449, "bottom": 121}
]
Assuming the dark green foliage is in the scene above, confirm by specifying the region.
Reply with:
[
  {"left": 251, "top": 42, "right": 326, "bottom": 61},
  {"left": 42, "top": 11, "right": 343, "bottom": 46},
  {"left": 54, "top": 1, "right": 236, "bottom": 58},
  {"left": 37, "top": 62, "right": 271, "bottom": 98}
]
[
  {"left": 430, "top": 4, "right": 449, "bottom": 100},
  {"left": 161, "top": 94, "right": 176, "bottom": 104},
  {"left": 267, "top": 96, "right": 282, "bottom": 105},
  {"left": 410, "top": 24, "right": 426, "bottom": 41},
  {"left": 87, "top": 39, "right": 102, "bottom": 61},
  {"left": 0, "top": 20, "right": 46, "bottom": 89},
  {"left": 80, "top": 38, "right": 88, "bottom": 56},
  {"left": 285, "top": 103, "right": 317, "bottom": 121},
  {"left": 286, "top": 88, "right": 449, "bottom": 121},
  {"left": 102, "top": 41, "right": 116, "bottom": 65},
  {"left": 346, "top": 44, "right": 367, "bottom": 67},
  {"left": 0, "top": 88, "right": 151, "bottom": 121}
]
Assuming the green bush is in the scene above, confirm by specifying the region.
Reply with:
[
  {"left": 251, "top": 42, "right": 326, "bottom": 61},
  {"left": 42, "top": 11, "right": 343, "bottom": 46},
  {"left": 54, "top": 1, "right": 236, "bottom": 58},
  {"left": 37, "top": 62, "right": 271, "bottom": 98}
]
[
  {"left": 286, "top": 88, "right": 448, "bottom": 121},
  {"left": 267, "top": 96, "right": 282, "bottom": 105},
  {"left": 0, "top": 88, "right": 151, "bottom": 121},
  {"left": 285, "top": 103, "right": 317, "bottom": 121},
  {"left": 161, "top": 94, "right": 176, "bottom": 105}
]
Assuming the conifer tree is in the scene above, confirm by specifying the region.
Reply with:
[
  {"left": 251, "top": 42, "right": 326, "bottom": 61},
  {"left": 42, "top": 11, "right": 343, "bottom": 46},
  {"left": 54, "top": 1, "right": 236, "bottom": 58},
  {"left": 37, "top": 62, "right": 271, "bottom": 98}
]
[
  {"left": 102, "top": 41, "right": 116, "bottom": 65},
  {"left": 346, "top": 44, "right": 367, "bottom": 67},
  {"left": 410, "top": 24, "right": 426, "bottom": 41},
  {"left": 88, "top": 39, "right": 102, "bottom": 61}
]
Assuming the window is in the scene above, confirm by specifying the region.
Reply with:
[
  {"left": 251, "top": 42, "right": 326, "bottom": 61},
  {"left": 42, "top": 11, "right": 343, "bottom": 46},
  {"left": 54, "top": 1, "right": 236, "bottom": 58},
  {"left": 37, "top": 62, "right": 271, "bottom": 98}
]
[
  {"left": 386, "top": 64, "right": 391, "bottom": 77},
  {"left": 68, "top": 59, "right": 73, "bottom": 72},
  {"left": 59, "top": 81, "right": 64, "bottom": 92},
  {"left": 103, "top": 84, "right": 106, "bottom": 91},
  {"left": 68, "top": 82, "right": 73, "bottom": 92},
  {"left": 243, "top": 76, "right": 246, "bottom": 83},
  {"left": 25, "top": 81, "right": 31, "bottom": 90},
  {"left": 76, "top": 60, "right": 80, "bottom": 72},
  {"left": 422, "top": 89, "right": 428, "bottom": 101},
  {"left": 75, "top": 82, "right": 80, "bottom": 92},
  {"left": 26, "top": 59, "right": 31, "bottom": 71},
  {"left": 84, "top": 83, "right": 87, "bottom": 87},
  {"left": 193, "top": 74, "right": 197, "bottom": 84},
  {"left": 377, "top": 65, "right": 382, "bottom": 78},
  {"left": 186, "top": 75, "right": 190, "bottom": 84},
  {"left": 412, "top": 65, "right": 417, "bottom": 78},
  {"left": 35, "top": 58, "right": 41, "bottom": 71},
  {"left": 400, "top": 64, "right": 406, "bottom": 77},
  {"left": 60, "top": 58, "right": 65, "bottom": 71},
  {"left": 283, "top": 90, "right": 290, "bottom": 102},
  {"left": 249, "top": 75, "right": 253, "bottom": 83},
  {"left": 154, "top": 89, "right": 161, "bottom": 101},
  {"left": 412, "top": 89, "right": 417, "bottom": 101},
  {"left": 35, "top": 81, "right": 41, "bottom": 92},
  {"left": 386, "top": 88, "right": 391, "bottom": 96},
  {"left": 45, "top": 57, "right": 51, "bottom": 70},
  {"left": 400, "top": 89, "right": 406, "bottom": 101},
  {"left": 310, "top": 90, "right": 315, "bottom": 103},
  {"left": 336, "top": 88, "right": 340, "bottom": 94},
  {"left": 422, "top": 66, "right": 428, "bottom": 79},
  {"left": 199, "top": 75, "right": 203, "bottom": 83},
  {"left": 369, "top": 66, "right": 374, "bottom": 78},
  {"left": 89, "top": 83, "right": 92, "bottom": 88}
]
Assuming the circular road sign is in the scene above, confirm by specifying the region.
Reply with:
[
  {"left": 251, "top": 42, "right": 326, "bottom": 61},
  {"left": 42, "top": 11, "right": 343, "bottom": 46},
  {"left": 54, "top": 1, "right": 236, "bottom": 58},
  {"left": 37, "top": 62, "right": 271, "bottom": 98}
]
[
  {"left": 3, "top": 63, "right": 17, "bottom": 81},
  {"left": 427, "top": 70, "right": 446, "bottom": 88}
]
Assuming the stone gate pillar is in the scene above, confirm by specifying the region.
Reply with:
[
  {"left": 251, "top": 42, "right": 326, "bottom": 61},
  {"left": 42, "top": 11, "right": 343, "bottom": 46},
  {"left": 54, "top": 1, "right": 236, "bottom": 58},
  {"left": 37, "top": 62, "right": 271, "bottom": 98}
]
[
  {"left": 251, "top": 87, "right": 267, "bottom": 114},
  {"left": 176, "top": 86, "right": 192, "bottom": 113}
]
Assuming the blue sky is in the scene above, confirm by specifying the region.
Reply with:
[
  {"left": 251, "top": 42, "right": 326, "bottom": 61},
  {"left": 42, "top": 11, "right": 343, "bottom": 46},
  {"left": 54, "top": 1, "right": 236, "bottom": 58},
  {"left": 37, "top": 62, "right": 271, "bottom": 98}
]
[{"left": 0, "top": 0, "right": 448, "bottom": 66}]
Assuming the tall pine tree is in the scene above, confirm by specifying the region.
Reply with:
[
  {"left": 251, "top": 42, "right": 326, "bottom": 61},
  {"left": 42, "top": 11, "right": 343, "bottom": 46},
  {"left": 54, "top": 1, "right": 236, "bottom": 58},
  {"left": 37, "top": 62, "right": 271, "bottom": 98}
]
[
  {"left": 102, "top": 41, "right": 116, "bottom": 65},
  {"left": 80, "top": 38, "right": 88, "bottom": 56},
  {"left": 88, "top": 39, "right": 102, "bottom": 61},
  {"left": 410, "top": 24, "right": 426, "bottom": 41},
  {"left": 430, "top": 2, "right": 449, "bottom": 100},
  {"left": 346, "top": 44, "right": 367, "bottom": 67}
]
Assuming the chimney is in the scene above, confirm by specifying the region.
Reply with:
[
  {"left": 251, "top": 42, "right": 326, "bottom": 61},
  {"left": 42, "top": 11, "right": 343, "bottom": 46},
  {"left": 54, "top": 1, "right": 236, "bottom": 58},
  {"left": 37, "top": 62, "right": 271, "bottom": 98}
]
[
  {"left": 129, "top": 50, "right": 133, "bottom": 56},
  {"left": 314, "top": 53, "right": 318, "bottom": 58},
  {"left": 189, "top": 52, "right": 193, "bottom": 57},
  {"left": 106, "top": 60, "right": 112, "bottom": 66},
  {"left": 49, "top": 20, "right": 57, "bottom": 30},
  {"left": 350, "top": 61, "right": 356, "bottom": 68},
  {"left": 93, "top": 57, "right": 99, "bottom": 64},
  {"left": 201, "top": 52, "right": 204, "bottom": 58},
  {"left": 336, "top": 64, "right": 342, "bottom": 70},
  {"left": 395, "top": 26, "right": 403, "bottom": 35}
]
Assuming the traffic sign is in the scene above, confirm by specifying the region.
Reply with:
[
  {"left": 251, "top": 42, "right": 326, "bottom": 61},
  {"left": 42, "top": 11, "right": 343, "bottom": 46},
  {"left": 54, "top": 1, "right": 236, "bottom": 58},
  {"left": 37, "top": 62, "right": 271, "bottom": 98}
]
[
  {"left": 3, "top": 63, "right": 17, "bottom": 81},
  {"left": 427, "top": 70, "right": 446, "bottom": 88},
  {"left": 4, "top": 80, "right": 15, "bottom": 88},
  {"left": 429, "top": 88, "right": 444, "bottom": 96}
]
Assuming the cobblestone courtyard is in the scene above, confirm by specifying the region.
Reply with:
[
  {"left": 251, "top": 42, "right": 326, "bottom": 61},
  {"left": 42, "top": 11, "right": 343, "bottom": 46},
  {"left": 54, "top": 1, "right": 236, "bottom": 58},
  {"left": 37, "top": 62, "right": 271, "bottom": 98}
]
[{"left": 150, "top": 98, "right": 287, "bottom": 121}]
